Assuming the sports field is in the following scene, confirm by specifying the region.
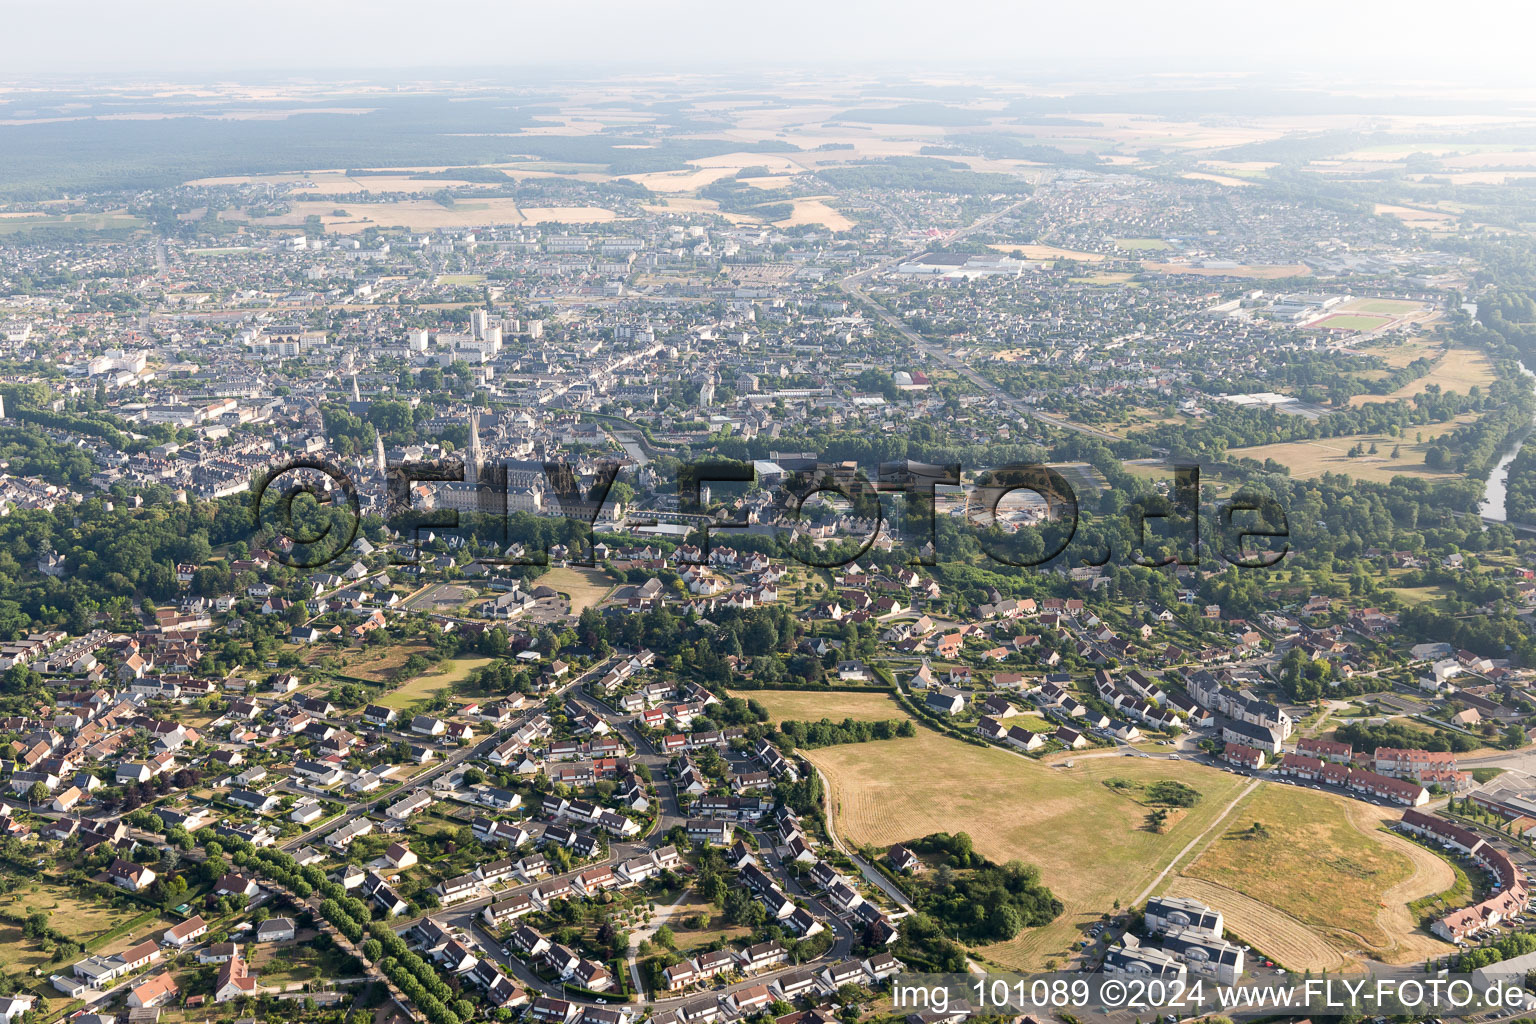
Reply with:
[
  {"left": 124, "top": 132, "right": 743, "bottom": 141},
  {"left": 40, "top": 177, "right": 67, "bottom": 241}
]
[
  {"left": 726, "top": 688, "right": 903, "bottom": 724},
  {"left": 1338, "top": 298, "right": 1425, "bottom": 315},
  {"left": 1176, "top": 784, "right": 1453, "bottom": 967},
  {"left": 805, "top": 731, "right": 1253, "bottom": 969},
  {"left": 1115, "top": 237, "right": 1170, "bottom": 250},
  {"left": 1312, "top": 313, "right": 1392, "bottom": 332}
]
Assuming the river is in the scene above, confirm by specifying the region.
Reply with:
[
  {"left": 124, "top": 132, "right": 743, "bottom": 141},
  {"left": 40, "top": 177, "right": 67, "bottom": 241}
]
[{"left": 1479, "top": 358, "right": 1536, "bottom": 521}]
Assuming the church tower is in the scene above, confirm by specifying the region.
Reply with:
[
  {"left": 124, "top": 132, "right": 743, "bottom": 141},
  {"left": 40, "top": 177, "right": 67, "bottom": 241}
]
[{"left": 467, "top": 411, "right": 483, "bottom": 485}]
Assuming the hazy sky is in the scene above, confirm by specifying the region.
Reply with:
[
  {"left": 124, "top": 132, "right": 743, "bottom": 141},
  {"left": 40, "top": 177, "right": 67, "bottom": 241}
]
[{"left": 5, "top": 0, "right": 1536, "bottom": 85}]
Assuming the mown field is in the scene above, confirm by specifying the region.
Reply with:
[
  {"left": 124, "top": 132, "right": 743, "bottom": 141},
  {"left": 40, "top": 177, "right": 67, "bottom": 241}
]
[
  {"left": 1175, "top": 783, "right": 1453, "bottom": 967},
  {"left": 1350, "top": 345, "right": 1495, "bottom": 405},
  {"left": 1230, "top": 414, "right": 1476, "bottom": 483},
  {"left": 538, "top": 566, "right": 618, "bottom": 614},
  {"left": 804, "top": 730, "right": 1254, "bottom": 970},
  {"left": 726, "top": 688, "right": 903, "bottom": 724},
  {"left": 377, "top": 655, "right": 493, "bottom": 710}
]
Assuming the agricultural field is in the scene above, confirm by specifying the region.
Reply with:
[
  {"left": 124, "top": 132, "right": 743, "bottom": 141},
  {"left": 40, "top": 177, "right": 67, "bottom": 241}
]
[
  {"left": 772, "top": 197, "right": 854, "bottom": 232},
  {"left": 1163, "top": 876, "right": 1349, "bottom": 971},
  {"left": 376, "top": 655, "right": 493, "bottom": 710},
  {"left": 1069, "top": 271, "right": 1138, "bottom": 286},
  {"left": 1229, "top": 414, "right": 1476, "bottom": 483},
  {"left": 726, "top": 688, "right": 904, "bottom": 725},
  {"left": 1180, "top": 172, "right": 1255, "bottom": 187},
  {"left": 0, "top": 211, "right": 146, "bottom": 234},
  {"left": 519, "top": 207, "right": 619, "bottom": 224},
  {"left": 538, "top": 566, "right": 617, "bottom": 614},
  {"left": 1374, "top": 203, "right": 1458, "bottom": 227},
  {"left": 1175, "top": 783, "right": 1453, "bottom": 967},
  {"left": 256, "top": 198, "right": 533, "bottom": 232},
  {"left": 804, "top": 729, "right": 1253, "bottom": 969}
]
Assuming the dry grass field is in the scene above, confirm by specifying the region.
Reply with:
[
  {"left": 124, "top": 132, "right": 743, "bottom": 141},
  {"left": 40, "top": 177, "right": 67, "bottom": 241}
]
[
  {"left": 987, "top": 243, "right": 1105, "bottom": 262},
  {"left": 664, "top": 896, "right": 755, "bottom": 952},
  {"left": 520, "top": 207, "right": 619, "bottom": 224},
  {"left": 277, "top": 198, "right": 530, "bottom": 232},
  {"left": 328, "top": 642, "right": 434, "bottom": 683},
  {"left": 0, "top": 882, "right": 169, "bottom": 961},
  {"left": 1176, "top": 784, "right": 1452, "bottom": 966},
  {"left": 377, "top": 655, "right": 492, "bottom": 710},
  {"left": 626, "top": 166, "right": 744, "bottom": 192},
  {"left": 805, "top": 731, "right": 1253, "bottom": 969},
  {"left": 726, "top": 688, "right": 904, "bottom": 724},
  {"left": 1181, "top": 172, "right": 1256, "bottom": 187},
  {"left": 1359, "top": 337, "right": 1442, "bottom": 369},
  {"left": 1143, "top": 262, "right": 1312, "bottom": 279},
  {"left": 1374, "top": 203, "right": 1458, "bottom": 227},
  {"left": 1230, "top": 414, "right": 1475, "bottom": 483},
  {"left": 1164, "top": 876, "right": 1349, "bottom": 971},
  {"left": 772, "top": 197, "right": 854, "bottom": 231},
  {"left": 1338, "top": 298, "right": 1427, "bottom": 316},
  {"left": 537, "top": 566, "right": 617, "bottom": 614},
  {"left": 1348, "top": 345, "right": 1497, "bottom": 405}
]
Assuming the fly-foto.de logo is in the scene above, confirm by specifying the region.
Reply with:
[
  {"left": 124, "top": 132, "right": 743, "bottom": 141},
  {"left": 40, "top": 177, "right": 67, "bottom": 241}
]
[{"left": 250, "top": 457, "right": 1290, "bottom": 571}]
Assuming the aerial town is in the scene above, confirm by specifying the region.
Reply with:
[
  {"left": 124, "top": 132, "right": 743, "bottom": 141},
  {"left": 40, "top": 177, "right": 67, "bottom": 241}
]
[{"left": 5, "top": 11, "right": 1536, "bottom": 1024}]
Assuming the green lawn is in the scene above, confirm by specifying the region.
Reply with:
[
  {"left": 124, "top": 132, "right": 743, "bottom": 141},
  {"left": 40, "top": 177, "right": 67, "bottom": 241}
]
[{"left": 1316, "top": 313, "right": 1392, "bottom": 331}]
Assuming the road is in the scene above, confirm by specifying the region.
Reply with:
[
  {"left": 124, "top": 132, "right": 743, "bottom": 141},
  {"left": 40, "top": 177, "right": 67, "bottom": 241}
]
[
  {"left": 383, "top": 671, "right": 867, "bottom": 1009},
  {"left": 1131, "top": 776, "right": 1261, "bottom": 907},
  {"left": 282, "top": 654, "right": 624, "bottom": 855},
  {"left": 813, "top": 765, "right": 912, "bottom": 912}
]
